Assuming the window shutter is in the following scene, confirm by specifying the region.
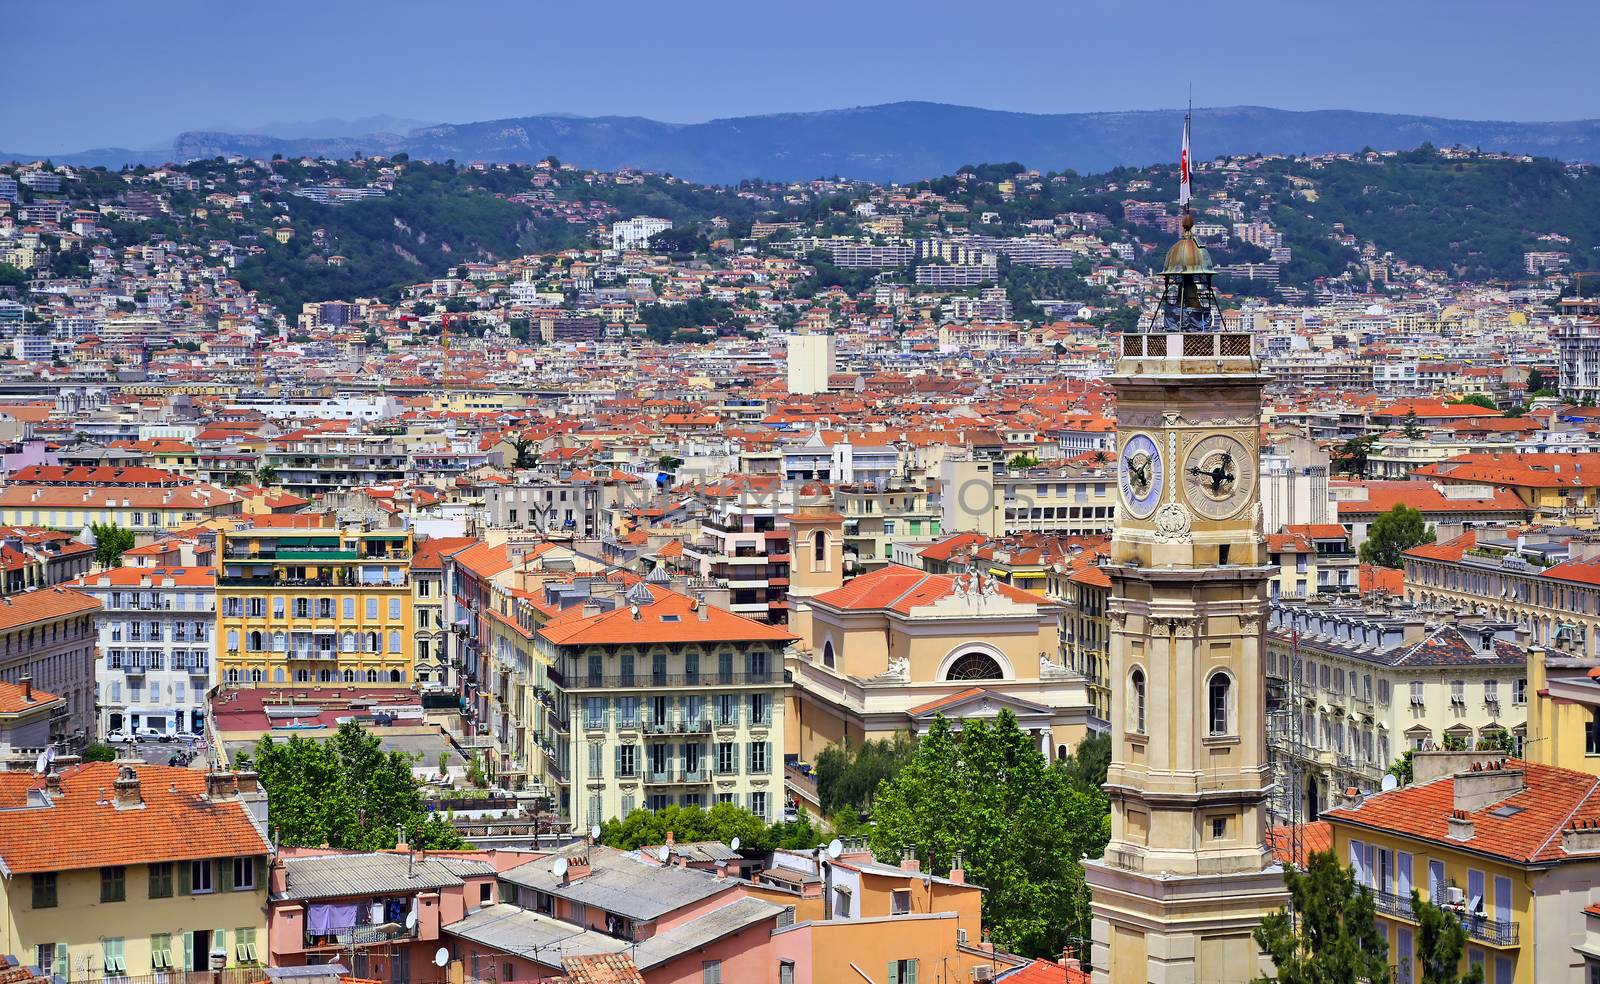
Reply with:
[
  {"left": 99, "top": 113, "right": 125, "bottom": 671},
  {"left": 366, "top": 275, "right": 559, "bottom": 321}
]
[
  {"left": 888, "top": 962, "right": 897, "bottom": 984},
  {"left": 614, "top": 745, "right": 621, "bottom": 776},
  {"left": 182, "top": 932, "right": 194, "bottom": 972},
  {"left": 54, "top": 945, "right": 67, "bottom": 976},
  {"left": 907, "top": 960, "right": 918, "bottom": 984},
  {"left": 178, "top": 861, "right": 191, "bottom": 895},
  {"left": 255, "top": 855, "right": 268, "bottom": 891},
  {"left": 218, "top": 859, "right": 233, "bottom": 893}
]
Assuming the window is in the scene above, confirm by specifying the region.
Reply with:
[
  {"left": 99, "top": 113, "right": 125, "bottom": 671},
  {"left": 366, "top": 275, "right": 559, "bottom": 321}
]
[
  {"left": 718, "top": 742, "right": 738, "bottom": 774},
  {"left": 750, "top": 741, "right": 769, "bottom": 774},
  {"left": 749, "top": 692, "right": 770, "bottom": 725},
  {"left": 191, "top": 858, "right": 213, "bottom": 894},
  {"left": 822, "top": 639, "right": 835, "bottom": 668},
  {"left": 1485, "top": 679, "right": 1499, "bottom": 704},
  {"left": 780, "top": 962, "right": 796, "bottom": 984},
  {"left": 589, "top": 743, "right": 604, "bottom": 779},
  {"left": 233, "top": 856, "right": 255, "bottom": 890},
  {"left": 1130, "top": 668, "right": 1146, "bottom": 734},
  {"left": 1211, "top": 816, "right": 1228, "bottom": 839},
  {"left": 945, "top": 651, "right": 1003, "bottom": 681},
  {"left": 1396, "top": 928, "right": 1413, "bottom": 984},
  {"left": 102, "top": 938, "right": 126, "bottom": 977},
  {"left": 31, "top": 872, "right": 56, "bottom": 908},
  {"left": 703, "top": 960, "right": 723, "bottom": 984},
  {"left": 888, "top": 959, "right": 919, "bottom": 984},
  {"left": 618, "top": 744, "right": 638, "bottom": 778},
  {"left": 1450, "top": 680, "right": 1466, "bottom": 704},
  {"left": 892, "top": 889, "right": 911, "bottom": 915},
  {"left": 1513, "top": 678, "right": 1527, "bottom": 705},
  {"left": 813, "top": 530, "right": 827, "bottom": 565},
  {"left": 101, "top": 865, "right": 127, "bottom": 903},
  {"left": 1587, "top": 710, "right": 1600, "bottom": 756},
  {"left": 1410, "top": 680, "right": 1425, "bottom": 706},
  {"left": 751, "top": 791, "right": 769, "bottom": 821},
  {"left": 148, "top": 861, "right": 173, "bottom": 898},
  {"left": 1207, "top": 672, "right": 1232, "bottom": 737}
]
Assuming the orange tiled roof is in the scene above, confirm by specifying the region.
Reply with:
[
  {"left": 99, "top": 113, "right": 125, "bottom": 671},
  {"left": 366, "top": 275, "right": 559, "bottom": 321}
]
[
  {"left": 0, "top": 678, "right": 61, "bottom": 714},
  {"left": 812, "top": 564, "right": 1047, "bottom": 614},
  {"left": 0, "top": 586, "right": 99, "bottom": 632},
  {"left": 0, "top": 763, "right": 268, "bottom": 873},
  {"left": 538, "top": 587, "right": 794, "bottom": 646}
]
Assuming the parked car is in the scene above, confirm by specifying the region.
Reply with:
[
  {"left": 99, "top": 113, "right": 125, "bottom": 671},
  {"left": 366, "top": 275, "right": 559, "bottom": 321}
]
[
  {"left": 133, "top": 726, "right": 165, "bottom": 742},
  {"left": 105, "top": 730, "right": 136, "bottom": 744}
]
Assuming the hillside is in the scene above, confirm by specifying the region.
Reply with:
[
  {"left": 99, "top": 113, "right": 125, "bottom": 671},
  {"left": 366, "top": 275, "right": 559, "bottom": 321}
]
[{"left": 162, "top": 103, "right": 1600, "bottom": 184}]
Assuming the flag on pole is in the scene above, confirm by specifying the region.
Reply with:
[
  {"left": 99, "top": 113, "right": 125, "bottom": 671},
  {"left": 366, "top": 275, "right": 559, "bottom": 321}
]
[{"left": 1179, "top": 114, "right": 1192, "bottom": 211}]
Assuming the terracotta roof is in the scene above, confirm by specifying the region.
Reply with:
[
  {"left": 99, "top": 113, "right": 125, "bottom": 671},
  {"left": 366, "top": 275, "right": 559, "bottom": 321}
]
[
  {"left": 558, "top": 954, "right": 645, "bottom": 984},
  {"left": 0, "top": 763, "right": 268, "bottom": 873},
  {"left": 812, "top": 563, "right": 1046, "bottom": 615},
  {"left": 0, "top": 678, "right": 61, "bottom": 714},
  {"left": 73, "top": 566, "right": 214, "bottom": 588},
  {"left": 1359, "top": 565, "right": 1404, "bottom": 595},
  {"left": 538, "top": 587, "right": 793, "bottom": 646},
  {"left": 1268, "top": 821, "right": 1332, "bottom": 867},
  {"left": 1335, "top": 482, "right": 1525, "bottom": 517},
  {"left": 1404, "top": 530, "right": 1476, "bottom": 562},
  {"left": 998, "top": 959, "right": 1091, "bottom": 984},
  {"left": 410, "top": 536, "right": 479, "bottom": 572},
  {"left": 1324, "top": 759, "right": 1600, "bottom": 865},
  {"left": 0, "top": 586, "right": 99, "bottom": 632}
]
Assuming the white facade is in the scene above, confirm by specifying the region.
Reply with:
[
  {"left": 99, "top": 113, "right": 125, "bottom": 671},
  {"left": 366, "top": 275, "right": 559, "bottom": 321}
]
[
  {"left": 81, "top": 569, "right": 216, "bottom": 738},
  {"left": 610, "top": 216, "right": 672, "bottom": 251},
  {"left": 786, "top": 333, "right": 835, "bottom": 395}
]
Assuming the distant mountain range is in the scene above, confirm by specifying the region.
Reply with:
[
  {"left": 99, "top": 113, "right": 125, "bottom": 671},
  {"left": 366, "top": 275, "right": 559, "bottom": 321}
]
[{"left": 9, "top": 102, "right": 1600, "bottom": 183}]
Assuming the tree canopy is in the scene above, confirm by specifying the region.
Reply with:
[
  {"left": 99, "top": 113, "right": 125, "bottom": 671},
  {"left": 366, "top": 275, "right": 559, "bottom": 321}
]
[
  {"left": 90, "top": 522, "right": 135, "bottom": 568},
  {"left": 1254, "top": 849, "right": 1390, "bottom": 984},
  {"left": 243, "top": 721, "right": 464, "bottom": 851},
  {"left": 1359, "top": 503, "right": 1436, "bottom": 568},
  {"left": 598, "top": 803, "right": 824, "bottom": 852},
  {"left": 869, "top": 712, "right": 1109, "bottom": 958},
  {"left": 814, "top": 731, "right": 916, "bottom": 815}
]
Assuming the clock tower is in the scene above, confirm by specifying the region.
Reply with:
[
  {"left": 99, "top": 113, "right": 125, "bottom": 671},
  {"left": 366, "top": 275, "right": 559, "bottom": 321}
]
[{"left": 1082, "top": 207, "right": 1288, "bottom": 984}]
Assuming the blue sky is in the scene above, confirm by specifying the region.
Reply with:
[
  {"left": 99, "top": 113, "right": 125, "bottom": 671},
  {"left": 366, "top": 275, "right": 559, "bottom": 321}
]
[{"left": 6, "top": 0, "right": 1597, "bottom": 152}]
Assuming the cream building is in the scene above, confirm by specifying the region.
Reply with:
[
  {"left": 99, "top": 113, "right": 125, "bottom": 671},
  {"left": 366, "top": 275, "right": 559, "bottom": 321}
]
[
  {"left": 784, "top": 508, "right": 1093, "bottom": 765},
  {"left": 1084, "top": 216, "right": 1288, "bottom": 984},
  {"left": 939, "top": 455, "right": 1117, "bottom": 538},
  {"left": 540, "top": 581, "right": 794, "bottom": 832},
  {"left": 1264, "top": 598, "right": 1528, "bottom": 818}
]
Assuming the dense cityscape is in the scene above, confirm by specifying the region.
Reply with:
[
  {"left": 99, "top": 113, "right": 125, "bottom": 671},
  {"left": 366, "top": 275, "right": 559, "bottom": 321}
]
[{"left": 6, "top": 10, "right": 1600, "bottom": 982}]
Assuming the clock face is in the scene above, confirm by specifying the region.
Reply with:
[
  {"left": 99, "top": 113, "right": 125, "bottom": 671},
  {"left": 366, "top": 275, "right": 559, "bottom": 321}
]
[
  {"left": 1118, "top": 433, "right": 1164, "bottom": 518},
  {"left": 1183, "top": 433, "right": 1255, "bottom": 520}
]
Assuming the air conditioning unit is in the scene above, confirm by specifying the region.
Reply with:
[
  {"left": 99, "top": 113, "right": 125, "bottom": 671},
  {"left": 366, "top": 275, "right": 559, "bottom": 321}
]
[
  {"left": 957, "top": 928, "right": 968, "bottom": 944},
  {"left": 971, "top": 968, "right": 993, "bottom": 983},
  {"left": 1446, "top": 885, "right": 1465, "bottom": 906}
]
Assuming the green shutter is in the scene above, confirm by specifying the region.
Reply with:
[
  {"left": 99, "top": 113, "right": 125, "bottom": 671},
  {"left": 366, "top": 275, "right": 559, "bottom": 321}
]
[
  {"left": 54, "top": 945, "right": 66, "bottom": 978},
  {"left": 214, "top": 930, "right": 228, "bottom": 967},
  {"left": 182, "top": 933, "right": 194, "bottom": 972},
  {"left": 217, "top": 859, "right": 232, "bottom": 893},
  {"left": 907, "top": 960, "right": 918, "bottom": 984},
  {"left": 888, "top": 962, "right": 896, "bottom": 984},
  {"left": 177, "top": 861, "right": 191, "bottom": 895},
  {"left": 255, "top": 855, "right": 267, "bottom": 891}
]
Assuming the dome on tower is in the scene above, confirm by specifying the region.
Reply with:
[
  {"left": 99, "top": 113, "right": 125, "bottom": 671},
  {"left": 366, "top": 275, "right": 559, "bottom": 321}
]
[{"left": 1160, "top": 215, "right": 1215, "bottom": 276}]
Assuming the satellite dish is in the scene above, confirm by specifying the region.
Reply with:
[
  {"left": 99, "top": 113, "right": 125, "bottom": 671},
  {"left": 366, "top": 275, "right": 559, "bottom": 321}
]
[
  {"left": 730, "top": 836, "right": 741, "bottom": 852},
  {"left": 406, "top": 909, "right": 419, "bottom": 930},
  {"left": 433, "top": 948, "right": 450, "bottom": 969},
  {"left": 827, "top": 839, "right": 843, "bottom": 860},
  {"left": 590, "top": 824, "right": 602, "bottom": 841},
  {"left": 553, "top": 856, "right": 569, "bottom": 879},
  {"left": 1381, "top": 773, "right": 1400, "bottom": 792},
  {"left": 657, "top": 845, "right": 671, "bottom": 863}
]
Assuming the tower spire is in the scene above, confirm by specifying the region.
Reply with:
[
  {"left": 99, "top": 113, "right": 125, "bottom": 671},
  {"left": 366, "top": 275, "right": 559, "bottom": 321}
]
[{"left": 1179, "top": 100, "right": 1192, "bottom": 215}]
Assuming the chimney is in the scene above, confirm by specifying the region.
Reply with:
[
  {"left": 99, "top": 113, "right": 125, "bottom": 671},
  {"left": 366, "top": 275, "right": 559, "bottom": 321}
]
[
  {"left": 203, "top": 770, "right": 239, "bottom": 801},
  {"left": 19, "top": 675, "right": 32, "bottom": 702},
  {"left": 113, "top": 765, "right": 143, "bottom": 809},
  {"left": 899, "top": 845, "right": 921, "bottom": 873},
  {"left": 949, "top": 852, "right": 965, "bottom": 885},
  {"left": 44, "top": 769, "right": 62, "bottom": 796},
  {"left": 1563, "top": 818, "right": 1600, "bottom": 855},
  {"left": 1401, "top": 617, "right": 1427, "bottom": 645},
  {"left": 234, "top": 770, "right": 260, "bottom": 794},
  {"left": 1342, "top": 786, "right": 1364, "bottom": 811},
  {"left": 1447, "top": 809, "right": 1475, "bottom": 842},
  {"left": 666, "top": 831, "right": 675, "bottom": 847},
  {"left": 1454, "top": 760, "right": 1525, "bottom": 812}
]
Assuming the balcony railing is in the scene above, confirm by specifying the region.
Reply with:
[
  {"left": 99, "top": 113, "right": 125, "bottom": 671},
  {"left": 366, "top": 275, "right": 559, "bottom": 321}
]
[
  {"left": 643, "top": 717, "right": 715, "bottom": 735},
  {"left": 572, "top": 671, "right": 775, "bottom": 689},
  {"left": 305, "top": 919, "right": 420, "bottom": 949},
  {"left": 1459, "top": 913, "right": 1518, "bottom": 947},
  {"left": 1371, "top": 888, "right": 1413, "bottom": 919}
]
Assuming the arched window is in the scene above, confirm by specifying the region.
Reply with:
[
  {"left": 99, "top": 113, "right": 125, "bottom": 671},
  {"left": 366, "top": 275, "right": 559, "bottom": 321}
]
[
  {"left": 366, "top": 669, "right": 379, "bottom": 683},
  {"left": 342, "top": 669, "right": 355, "bottom": 682},
  {"left": 822, "top": 640, "right": 836, "bottom": 669},
  {"left": 248, "top": 669, "right": 262, "bottom": 683},
  {"left": 295, "top": 669, "right": 309, "bottom": 683},
  {"left": 813, "top": 530, "right": 827, "bottom": 567},
  {"left": 1208, "top": 672, "right": 1233, "bottom": 737},
  {"left": 247, "top": 631, "right": 262, "bottom": 652},
  {"left": 390, "top": 669, "right": 403, "bottom": 683},
  {"left": 318, "top": 669, "right": 332, "bottom": 683},
  {"left": 226, "top": 668, "right": 240, "bottom": 684},
  {"left": 366, "top": 631, "right": 380, "bottom": 653},
  {"left": 273, "top": 668, "right": 285, "bottom": 683},
  {"left": 1130, "top": 668, "right": 1146, "bottom": 735},
  {"left": 945, "top": 651, "right": 1003, "bottom": 681}
]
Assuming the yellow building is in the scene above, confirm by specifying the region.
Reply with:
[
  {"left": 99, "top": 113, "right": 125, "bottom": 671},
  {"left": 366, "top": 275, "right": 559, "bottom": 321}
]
[
  {"left": 0, "top": 763, "right": 270, "bottom": 978},
  {"left": 217, "top": 526, "right": 415, "bottom": 686},
  {"left": 1322, "top": 753, "right": 1600, "bottom": 984},
  {"left": 1524, "top": 645, "right": 1600, "bottom": 773}
]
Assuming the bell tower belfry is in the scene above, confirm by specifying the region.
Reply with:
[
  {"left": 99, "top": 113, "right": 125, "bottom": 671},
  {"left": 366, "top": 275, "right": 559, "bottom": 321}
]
[{"left": 1083, "top": 125, "right": 1288, "bottom": 984}]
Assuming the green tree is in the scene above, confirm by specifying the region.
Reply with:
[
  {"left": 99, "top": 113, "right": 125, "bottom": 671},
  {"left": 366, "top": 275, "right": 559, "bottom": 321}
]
[
  {"left": 599, "top": 803, "right": 769, "bottom": 850},
  {"left": 1060, "top": 732, "right": 1111, "bottom": 792},
  {"left": 249, "top": 721, "right": 465, "bottom": 851},
  {"left": 1402, "top": 410, "right": 1424, "bottom": 440},
  {"left": 1412, "top": 891, "right": 1482, "bottom": 984},
  {"left": 1359, "top": 504, "right": 1436, "bottom": 569},
  {"left": 814, "top": 732, "right": 916, "bottom": 815},
  {"left": 83, "top": 743, "right": 117, "bottom": 763},
  {"left": 90, "top": 522, "right": 136, "bottom": 567},
  {"left": 253, "top": 464, "right": 279, "bottom": 486},
  {"left": 1449, "top": 393, "right": 1498, "bottom": 410},
  {"left": 1253, "top": 849, "right": 1390, "bottom": 984},
  {"left": 1388, "top": 749, "right": 1415, "bottom": 786},
  {"left": 1331, "top": 435, "right": 1377, "bottom": 479},
  {"left": 1527, "top": 367, "right": 1550, "bottom": 393},
  {"left": 1442, "top": 733, "right": 1468, "bottom": 752},
  {"left": 869, "top": 712, "right": 1109, "bottom": 958},
  {"left": 1006, "top": 453, "right": 1041, "bottom": 469},
  {"left": 507, "top": 434, "right": 540, "bottom": 469}
]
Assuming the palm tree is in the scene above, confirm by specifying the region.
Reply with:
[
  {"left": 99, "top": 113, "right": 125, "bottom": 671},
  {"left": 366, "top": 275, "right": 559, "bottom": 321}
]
[{"left": 254, "top": 464, "right": 279, "bottom": 487}]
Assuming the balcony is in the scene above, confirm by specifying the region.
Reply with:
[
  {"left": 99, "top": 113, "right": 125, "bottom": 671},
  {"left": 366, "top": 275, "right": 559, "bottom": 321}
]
[
  {"left": 644, "top": 769, "right": 710, "bottom": 785},
  {"left": 1459, "top": 913, "right": 1519, "bottom": 947},
  {"left": 643, "top": 717, "right": 714, "bottom": 735},
  {"left": 1371, "top": 888, "right": 1413, "bottom": 919},
  {"left": 305, "top": 918, "right": 419, "bottom": 949}
]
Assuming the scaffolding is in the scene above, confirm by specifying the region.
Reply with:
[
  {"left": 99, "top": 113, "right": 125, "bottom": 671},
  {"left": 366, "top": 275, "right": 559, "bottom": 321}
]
[{"left": 1264, "top": 629, "right": 1308, "bottom": 876}]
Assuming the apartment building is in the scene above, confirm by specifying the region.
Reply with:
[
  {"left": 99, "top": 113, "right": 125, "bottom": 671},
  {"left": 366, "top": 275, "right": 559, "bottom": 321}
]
[
  {"left": 261, "top": 433, "right": 410, "bottom": 499},
  {"left": 216, "top": 526, "right": 414, "bottom": 686},
  {"left": 0, "top": 526, "right": 93, "bottom": 595},
  {"left": 834, "top": 483, "right": 939, "bottom": 568},
  {"left": 411, "top": 535, "right": 475, "bottom": 690},
  {"left": 482, "top": 478, "right": 621, "bottom": 538},
  {"left": 678, "top": 487, "right": 798, "bottom": 624},
  {"left": 75, "top": 566, "right": 215, "bottom": 739},
  {"left": 1405, "top": 532, "right": 1600, "bottom": 656},
  {"left": 939, "top": 456, "right": 1116, "bottom": 537},
  {"left": 0, "top": 484, "right": 243, "bottom": 538},
  {"left": 543, "top": 583, "right": 793, "bottom": 831},
  {"left": 0, "top": 764, "right": 270, "bottom": 979},
  {"left": 0, "top": 587, "right": 100, "bottom": 746},
  {"left": 1323, "top": 755, "right": 1600, "bottom": 984},
  {"left": 1265, "top": 599, "right": 1527, "bottom": 818}
]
